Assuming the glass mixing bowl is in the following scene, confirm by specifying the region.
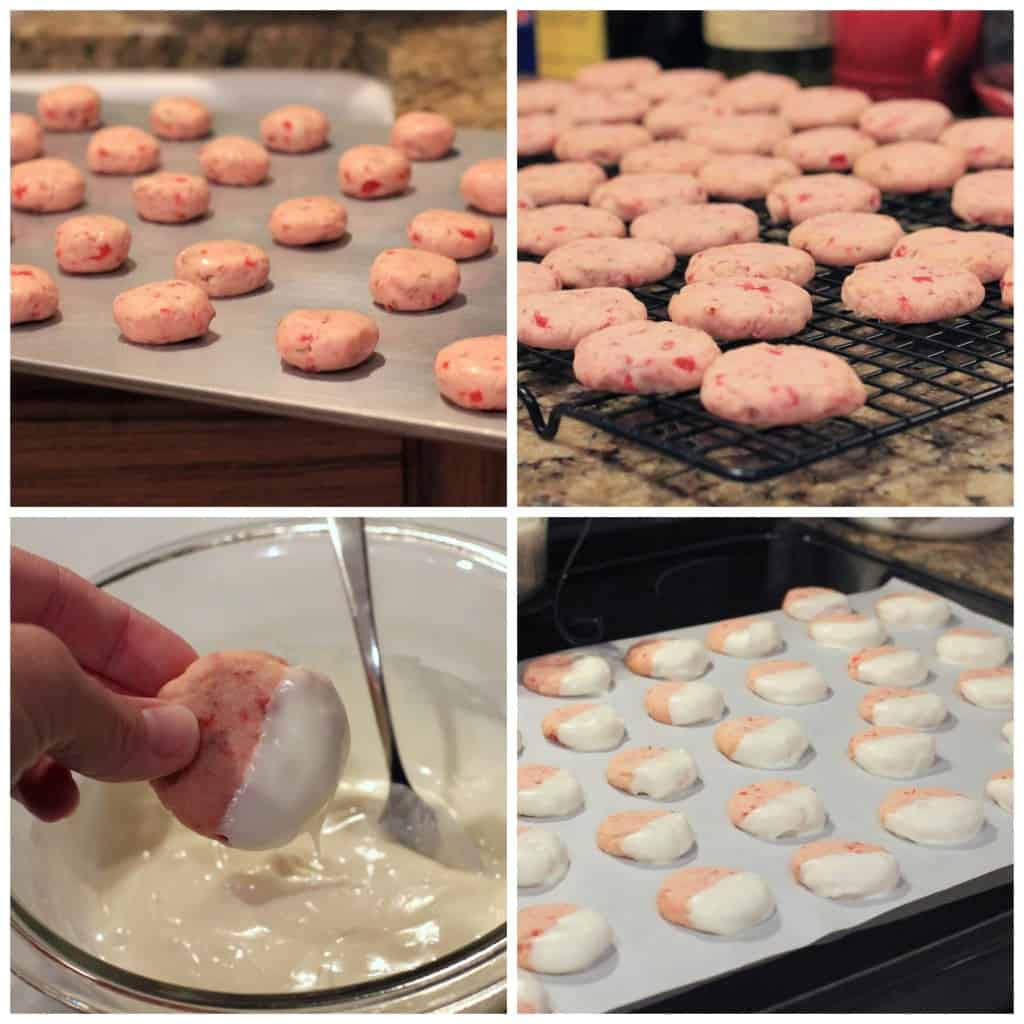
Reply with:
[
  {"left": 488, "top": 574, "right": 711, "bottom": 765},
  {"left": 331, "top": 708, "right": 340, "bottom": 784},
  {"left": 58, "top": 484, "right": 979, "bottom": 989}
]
[{"left": 11, "top": 519, "right": 507, "bottom": 1012}]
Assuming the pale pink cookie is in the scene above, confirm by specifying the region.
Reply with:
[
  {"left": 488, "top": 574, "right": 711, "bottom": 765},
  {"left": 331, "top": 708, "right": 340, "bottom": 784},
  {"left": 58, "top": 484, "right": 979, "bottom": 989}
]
[
  {"left": 260, "top": 104, "right": 329, "bottom": 154},
  {"left": 619, "top": 139, "right": 713, "bottom": 175},
  {"left": 200, "top": 135, "right": 270, "bottom": 186},
  {"left": 939, "top": 117, "right": 1013, "bottom": 169},
  {"left": 717, "top": 71, "right": 800, "bottom": 113},
  {"left": 714, "top": 716, "right": 809, "bottom": 769},
  {"left": 841, "top": 258, "right": 985, "bottom": 324},
  {"left": 858, "top": 99, "right": 953, "bottom": 143},
  {"left": 541, "top": 703, "right": 625, "bottom": 751},
  {"left": 668, "top": 278, "right": 813, "bottom": 342},
  {"left": 783, "top": 586, "right": 849, "bottom": 621},
  {"left": 746, "top": 660, "right": 828, "bottom": 705},
  {"left": 518, "top": 903, "right": 614, "bottom": 974},
  {"left": 518, "top": 113, "right": 560, "bottom": 157},
  {"left": 635, "top": 68, "right": 725, "bottom": 102},
  {"left": 596, "top": 809, "right": 693, "bottom": 862},
  {"left": 518, "top": 79, "right": 576, "bottom": 116},
  {"left": 11, "top": 113, "right": 43, "bottom": 163},
  {"left": 149, "top": 95, "right": 211, "bottom": 140},
  {"left": 518, "top": 161, "right": 606, "bottom": 206},
  {"left": 369, "top": 248, "right": 459, "bottom": 311},
  {"left": 701, "top": 343, "right": 867, "bottom": 427},
  {"left": 11, "top": 157, "right": 85, "bottom": 212},
  {"left": 554, "top": 122, "right": 652, "bottom": 165},
  {"left": 879, "top": 786, "right": 984, "bottom": 844},
  {"left": 389, "top": 110, "right": 455, "bottom": 160},
  {"left": 606, "top": 745, "right": 698, "bottom": 799},
  {"left": 518, "top": 287, "right": 646, "bottom": 350},
  {"left": 55, "top": 214, "right": 131, "bottom": 273},
  {"left": 808, "top": 613, "right": 886, "bottom": 649},
  {"left": 956, "top": 666, "right": 1013, "bottom": 709},
  {"left": 780, "top": 86, "right": 871, "bottom": 130},
  {"left": 557, "top": 90, "right": 649, "bottom": 126},
  {"left": 434, "top": 335, "right": 506, "bottom": 411},
  {"left": 575, "top": 57, "right": 661, "bottom": 92},
  {"left": 518, "top": 763, "right": 584, "bottom": 817},
  {"left": 643, "top": 95, "right": 735, "bottom": 139},
  {"left": 687, "top": 114, "right": 792, "bottom": 156},
  {"left": 657, "top": 866, "right": 775, "bottom": 934},
  {"left": 408, "top": 208, "right": 494, "bottom": 260},
  {"left": 875, "top": 590, "right": 951, "bottom": 629},
  {"left": 87, "top": 125, "right": 160, "bottom": 175},
  {"left": 174, "top": 240, "right": 269, "bottom": 297},
  {"left": 791, "top": 839, "right": 900, "bottom": 899},
  {"left": 540, "top": 237, "right": 675, "bottom": 289},
  {"left": 774, "top": 126, "right": 877, "bottom": 172},
  {"left": 461, "top": 157, "right": 507, "bottom": 215},
  {"left": 848, "top": 726, "right": 935, "bottom": 778},
  {"left": 522, "top": 652, "right": 612, "bottom": 697},
  {"left": 951, "top": 170, "right": 1013, "bottom": 227},
  {"left": 891, "top": 227, "right": 1012, "bottom": 284},
  {"left": 518, "top": 261, "right": 561, "bottom": 295},
  {"left": 631, "top": 203, "right": 759, "bottom": 256},
  {"left": 338, "top": 144, "right": 410, "bottom": 199},
  {"left": 1002, "top": 264, "right": 1013, "bottom": 308},
  {"left": 518, "top": 204, "right": 626, "bottom": 256},
  {"left": 789, "top": 212, "right": 906, "bottom": 267},
  {"left": 767, "top": 173, "right": 881, "bottom": 225},
  {"left": 859, "top": 688, "right": 948, "bottom": 729},
  {"left": 698, "top": 154, "right": 801, "bottom": 200},
  {"left": 727, "top": 780, "right": 825, "bottom": 838},
  {"left": 275, "top": 309, "right": 379, "bottom": 373},
  {"left": 11, "top": 265, "right": 59, "bottom": 325},
  {"left": 113, "top": 280, "right": 215, "bottom": 345},
  {"left": 36, "top": 83, "right": 101, "bottom": 131},
  {"left": 852, "top": 141, "right": 966, "bottom": 193},
  {"left": 573, "top": 321, "right": 721, "bottom": 394},
  {"left": 644, "top": 680, "right": 724, "bottom": 726},
  {"left": 848, "top": 646, "right": 928, "bottom": 687},
  {"left": 685, "top": 242, "right": 815, "bottom": 286},
  {"left": 133, "top": 171, "right": 211, "bottom": 224},
  {"left": 986, "top": 769, "right": 1013, "bottom": 813},
  {"left": 268, "top": 195, "right": 347, "bottom": 246},
  {"left": 588, "top": 172, "right": 706, "bottom": 222}
]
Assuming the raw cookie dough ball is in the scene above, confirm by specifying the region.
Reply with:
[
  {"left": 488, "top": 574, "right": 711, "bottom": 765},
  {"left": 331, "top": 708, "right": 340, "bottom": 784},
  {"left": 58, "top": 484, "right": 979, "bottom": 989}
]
[
  {"left": 859, "top": 688, "right": 948, "bottom": 729},
  {"left": 792, "top": 839, "right": 900, "bottom": 899},
  {"left": 461, "top": 157, "right": 506, "bottom": 215},
  {"left": 11, "top": 157, "right": 85, "bottom": 213},
  {"left": 519, "top": 261, "right": 561, "bottom": 295},
  {"left": 37, "top": 83, "right": 101, "bottom": 131},
  {"left": 517, "top": 763, "right": 584, "bottom": 818},
  {"left": 890, "top": 227, "right": 1012, "bottom": 284},
  {"left": 986, "top": 770, "right": 1013, "bottom": 813},
  {"left": 956, "top": 666, "right": 1013, "bottom": 709},
  {"left": 687, "top": 114, "right": 792, "bottom": 156},
  {"left": 951, "top": 169, "right": 1014, "bottom": 226},
  {"left": 434, "top": 334, "right": 506, "bottom": 411},
  {"left": 588, "top": 172, "right": 706, "bottom": 221},
  {"left": 518, "top": 204, "right": 626, "bottom": 257},
  {"left": 848, "top": 646, "right": 928, "bottom": 687},
  {"left": 174, "top": 240, "right": 269, "bottom": 297},
  {"left": 936, "top": 627, "right": 1010, "bottom": 668},
  {"left": 260, "top": 104, "right": 329, "bottom": 153},
  {"left": 522, "top": 653, "right": 612, "bottom": 697},
  {"left": 746, "top": 660, "right": 828, "bottom": 705},
  {"left": 150, "top": 95, "right": 212, "bottom": 140},
  {"left": 841, "top": 258, "right": 985, "bottom": 324},
  {"left": 606, "top": 745, "right": 699, "bottom": 799},
  {"left": 852, "top": 141, "right": 966, "bottom": 193},
  {"left": 809, "top": 613, "right": 887, "bottom": 649},
  {"left": 596, "top": 809, "right": 694, "bottom": 863},
  {"left": 668, "top": 278, "right": 813, "bottom": 342},
  {"left": 644, "top": 681, "right": 725, "bottom": 726},
  {"left": 625, "top": 636, "right": 710, "bottom": 679},
  {"left": 717, "top": 71, "right": 800, "bottom": 113},
  {"left": 275, "top": 309, "right": 379, "bottom": 373},
  {"left": 268, "top": 195, "right": 347, "bottom": 246},
  {"left": 706, "top": 616, "right": 783, "bottom": 657},
  {"left": 11, "top": 265, "right": 59, "bottom": 324},
  {"left": 152, "top": 650, "right": 347, "bottom": 849},
  {"left": 657, "top": 867, "right": 775, "bottom": 935},
  {"left": 849, "top": 726, "right": 935, "bottom": 778},
  {"left": 877, "top": 590, "right": 954, "bottom": 635},
  {"left": 518, "top": 287, "right": 647, "bottom": 350},
  {"left": 620, "top": 139, "right": 713, "bottom": 175},
  {"left": 766, "top": 173, "right": 881, "bottom": 225},
  {"left": 338, "top": 143, "right": 411, "bottom": 198},
  {"left": 780, "top": 86, "right": 871, "bottom": 129},
  {"left": 408, "top": 208, "right": 494, "bottom": 260},
  {"left": 518, "top": 824, "right": 570, "bottom": 888},
  {"left": 541, "top": 703, "right": 625, "bottom": 752},
  {"left": 783, "top": 586, "right": 850, "bottom": 621},
  {"left": 87, "top": 125, "right": 161, "bottom": 175},
  {"left": 879, "top": 787, "right": 984, "bottom": 845},
  {"left": 574, "top": 56, "right": 661, "bottom": 92},
  {"left": 774, "top": 126, "right": 877, "bottom": 172},
  {"left": 390, "top": 110, "right": 456, "bottom": 160},
  {"left": 518, "top": 970, "right": 550, "bottom": 1014},
  {"left": 11, "top": 112, "right": 43, "bottom": 163},
  {"left": 518, "top": 903, "right": 614, "bottom": 974},
  {"left": 685, "top": 242, "right": 816, "bottom": 286},
  {"left": 133, "top": 171, "right": 211, "bottom": 224},
  {"left": 728, "top": 780, "right": 826, "bottom": 839},
  {"left": 369, "top": 248, "right": 459, "bottom": 312},
  {"left": 541, "top": 237, "right": 675, "bottom": 289},
  {"left": 698, "top": 154, "right": 801, "bottom": 200},
  {"left": 200, "top": 135, "right": 270, "bottom": 186},
  {"left": 518, "top": 161, "right": 606, "bottom": 206},
  {"left": 55, "top": 214, "right": 131, "bottom": 273},
  {"left": 858, "top": 98, "right": 953, "bottom": 143},
  {"left": 553, "top": 122, "right": 652, "bottom": 165},
  {"left": 789, "top": 212, "right": 906, "bottom": 267},
  {"left": 714, "top": 716, "right": 809, "bottom": 769},
  {"left": 113, "top": 279, "right": 215, "bottom": 345},
  {"left": 939, "top": 117, "right": 1013, "bottom": 169}
]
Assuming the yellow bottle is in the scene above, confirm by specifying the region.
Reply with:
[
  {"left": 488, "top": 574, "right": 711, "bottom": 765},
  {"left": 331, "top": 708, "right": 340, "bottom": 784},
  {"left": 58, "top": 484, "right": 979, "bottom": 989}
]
[{"left": 535, "top": 11, "right": 607, "bottom": 81}]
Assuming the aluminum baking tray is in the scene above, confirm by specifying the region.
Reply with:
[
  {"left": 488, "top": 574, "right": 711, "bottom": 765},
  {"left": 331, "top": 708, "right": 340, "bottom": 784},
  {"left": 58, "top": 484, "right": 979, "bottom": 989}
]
[
  {"left": 517, "top": 576, "right": 1013, "bottom": 1013},
  {"left": 11, "top": 74, "right": 506, "bottom": 450}
]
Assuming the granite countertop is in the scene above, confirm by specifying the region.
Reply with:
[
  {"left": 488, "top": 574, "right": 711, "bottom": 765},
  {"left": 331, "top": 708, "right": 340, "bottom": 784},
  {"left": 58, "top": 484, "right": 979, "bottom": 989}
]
[{"left": 518, "top": 394, "right": 1012, "bottom": 507}]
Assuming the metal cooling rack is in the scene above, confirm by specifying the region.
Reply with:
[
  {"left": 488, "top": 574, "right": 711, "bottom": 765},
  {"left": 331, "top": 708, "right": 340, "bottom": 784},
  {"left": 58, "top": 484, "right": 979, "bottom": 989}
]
[{"left": 517, "top": 155, "right": 1014, "bottom": 482}]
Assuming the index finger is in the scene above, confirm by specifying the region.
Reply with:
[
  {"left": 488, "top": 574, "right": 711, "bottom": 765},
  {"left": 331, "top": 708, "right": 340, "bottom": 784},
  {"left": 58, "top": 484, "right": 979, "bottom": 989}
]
[{"left": 11, "top": 547, "right": 197, "bottom": 695}]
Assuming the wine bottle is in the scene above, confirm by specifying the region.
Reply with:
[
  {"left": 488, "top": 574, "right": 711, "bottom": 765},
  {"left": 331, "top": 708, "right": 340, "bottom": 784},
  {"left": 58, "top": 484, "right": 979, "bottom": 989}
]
[{"left": 703, "top": 11, "right": 833, "bottom": 85}]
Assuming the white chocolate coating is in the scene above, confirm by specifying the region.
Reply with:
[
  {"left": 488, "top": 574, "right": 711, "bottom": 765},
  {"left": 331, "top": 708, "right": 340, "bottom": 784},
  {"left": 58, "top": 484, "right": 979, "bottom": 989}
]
[
  {"left": 651, "top": 638, "right": 710, "bottom": 679},
  {"left": 518, "top": 826, "right": 570, "bottom": 888},
  {"left": 525, "top": 908, "right": 614, "bottom": 974},
  {"left": 960, "top": 672, "right": 1013, "bottom": 709},
  {"left": 882, "top": 795, "right": 984, "bottom": 844},
  {"left": 720, "top": 620, "right": 782, "bottom": 658},
  {"left": 560, "top": 656, "right": 613, "bottom": 696},
  {"left": 555, "top": 706, "right": 625, "bottom": 752},
  {"left": 876, "top": 593, "right": 951, "bottom": 628},
  {"left": 687, "top": 872, "right": 775, "bottom": 935},
  {"left": 750, "top": 664, "right": 828, "bottom": 704},
  {"left": 987, "top": 775, "right": 1013, "bottom": 813},
  {"left": 519, "top": 770, "right": 584, "bottom": 818},
  {"left": 741, "top": 786, "right": 825, "bottom": 838},
  {"left": 732, "top": 718, "right": 809, "bottom": 768},
  {"left": 798, "top": 850, "right": 900, "bottom": 899},
  {"left": 936, "top": 630, "right": 1010, "bottom": 668},
  {"left": 784, "top": 589, "right": 849, "bottom": 621},
  {"left": 873, "top": 693, "right": 947, "bottom": 729},
  {"left": 852, "top": 732, "right": 935, "bottom": 779},
  {"left": 854, "top": 648, "right": 928, "bottom": 687},
  {"left": 620, "top": 812, "right": 694, "bottom": 863},
  {"left": 810, "top": 616, "right": 887, "bottom": 649},
  {"left": 629, "top": 749, "right": 698, "bottom": 799},
  {"left": 518, "top": 970, "right": 550, "bottom": 1013},
  {"left": 666, "top": 681, "right": 725, "bottom": 724}
]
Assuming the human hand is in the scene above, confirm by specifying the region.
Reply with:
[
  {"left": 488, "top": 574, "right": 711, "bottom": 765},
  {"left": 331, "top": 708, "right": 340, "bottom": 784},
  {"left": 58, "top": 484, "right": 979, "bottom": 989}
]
[{"left": 11, "top": 546, "right": 200, "bottom": 822}]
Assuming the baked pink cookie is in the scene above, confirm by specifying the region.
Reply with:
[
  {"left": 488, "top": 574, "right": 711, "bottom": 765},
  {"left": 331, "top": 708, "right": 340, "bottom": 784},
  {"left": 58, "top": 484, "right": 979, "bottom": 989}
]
[
  {"left": 268, "top": 195, "right": 347, "bottom": 246},
  {"left": 541, "top": 237, "right": 675, "bottom": 289},
  {"left": 700, "top": 343, "right": 867, "bottom": 427},
  {"left": 55, "top": 214, "right": 131, "bottom": 273},
  {"left": 937, "top": 628, "right": 1010, "bottom": 668},
  {"left": 338, "top": 144, "right": 410, "bottom": 198},
  {"left": 575, "top": 57, "right": 661, "bottom": 92},
  {"left": 11, "top": 112, "right": 43, "bottom": 163},
  {"left": 952, "top": 170, "right": 1013, "bottom": 226},
  {"left": 573, "top": 320, "right": 721, "bottom": 394},
  {"left": 717, "top": 71, "right": 800, "bottom": 113},
  {"left": 788, "top": 212, "right": 905, "bottom": 267},
  {"left": 518, "top": 763, "right": 584, "bottom": 818},
  {"left": 518, "top": 903, "right": 614, "bottom": 974},
  {"left": 774, "top": 126, "right": 877, "bottom": 172},
  {"left": 657, "top": 866, "right": 775, "bottom": 934},
  {"left": 518, "top": 287, "right": 646, "bottom": 350},
  {"left": 858, "top": 688, "right": 948, "bottom": 729},
  {"left": 780, "top": 86, "right": 871, "bottom": 130},
  {"left": 518, "top": 204, "right": 626, "bottom": 257},
  {"left": 879, "top": 786, "right": 984, "bottom": 844},
  {"left": 149, "top": 95, "right": 211, "bottom": 140},
  {"left": 434, "top": 335, "right": 506, "bottom": 411},
  {"left": 727, "top": 780, "right": 825, "bottom": 838},
  {"left": 714, "top": 716, "right": 809, "bottom": 769},
  {"left": 369, "top": 248, "right": 459, "bottom": 311},
  {"left": 152, "top": 650, "right": 346, "bottom": 849},
  {"left": 275, "top": 309, "right": 379, "bottom": 373},
  {"left": 809, "top": 613, "right": 887, "bottom": 649},
  {"left": 517, "top": 161, "right": 607, "bottom": 206},
  {"left": 841, "top": 259, "right": 985, "bottom": 324},
  {"left": 260, "top": 104, "right": 329, "bottom": 153},
  {"left": 620, "top": 139, "right": 713, "bottom": 175},
  {"left": 605, "top": 745, "right": 698, "bottom": 799},
  {"left": 635, "top": 68, "right": 725, "bottom": 102},
  {"left": 174, "top": 240, "right": 269, "bottom": 297},
  {"left": 848, "top": 646, "right": 928, "bottom": 687},
  {"left": 782, "top": 586, "right": 849, "bottom": 621},
  {"left": 518, "top": 261, "right": 561, "bottom": 295},
  {"left": 698, "top": 154, "right": 801, "bottom": 200},
  {"left": 891, "top": 227, "right": 1012, "bottom": 284},
  {"left": 408, "top": 208, "right": 494, "bottom": 260},
  {"left": 11, "top": 265, "right": 59, "bottom": 325},
  {"left": 643, "top": 96, "right": 735, "bottom": 140},
  {"left": 956, "top": 666, "right": 1013, "bottom": 709},
  {"left": 200, "top": 135, "right": 270, "bottom": 186},
  {"left": 1003, "top": 264, "right": 1014, "bottom": 307},
  {"left": 596, "top": 809, "right": 693, "bottom": 862},
  {"left": 11, "top": 157, "right": 85, "bottom": 213},
  {"left": 517, "top": 113, "right": 560, "bottom": 157},
  {"left": 939, "top": 117, "right": 1013, "bottom": 169},
  {"left": 630, "top": 203, "right": 759, "bottom": 256},
  {"left": 588, "top": 172, "right": 706, "bottom": 221},
  {"left": 767, "top": 173, "right": 881, "bottom": 225},
  {"left": 554, "top": 122, "right": 652, "bottom": 165},
  {"left": 668, "top": 278, "right": 812, "bottom": 342},
  {"left": 644, "top": 681, "right": 725, "bottom": 726},
  {"left": 37, "top": 83, "right": 101, "bottom": 131},
  {"left": 518, "top": 79, "right": 576, "bottom": 116},
  {"left": 541, "top": 703, "right": 625, "bottom": 751},
  {"left": 858, "top": 99, "right": 953, "bottom": 143},
  {"left": 706, "top": 616, "right": 782, "bottom": 657},
  {"left": 791, "top": 839, "right": 899, "bottom": 898},
  {"left": 746, "top": 660, "right": 828, "bottom": 705},
  {"left": 556, "top": 90, "right": 649, "bottom": 126},
  {"left": 852, "top": 141, "right": 966, "bottom": 193},
  {"left": 133, "top": 171, "right": 211, "bottom": 224},
  {"left": 688, "top": 114, "right": 792, "bottom": 156},
  {"left": 389, "top": 110, "right": 455, "bottom": 160},
  {"left": 113, "top": 280, "right": 215, "bottom": 345},
  {"left": 685, "top": 242, "right": 815, "bottom": 286},
  {"left": 460, "top": 158, "right": 506, "bottom": 215},
  {"left": 848, "top": 726, "right": 935, "bottom": 778},
  {"left": 522, "top": 652, "right": 612, "bottom": 697},
  {"left": 87, "top": 125, "right": 160, "bottom": 174}
]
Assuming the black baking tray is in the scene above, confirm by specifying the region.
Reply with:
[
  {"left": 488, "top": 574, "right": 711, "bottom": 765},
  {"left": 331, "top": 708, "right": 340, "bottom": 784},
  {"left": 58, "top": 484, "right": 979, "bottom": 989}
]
[
  {"left": 518, "top": 519, "right": 1013, "bottom": 1012},
  {"left": 517, "top": 155, "right": 1014, "bottom": 483}
]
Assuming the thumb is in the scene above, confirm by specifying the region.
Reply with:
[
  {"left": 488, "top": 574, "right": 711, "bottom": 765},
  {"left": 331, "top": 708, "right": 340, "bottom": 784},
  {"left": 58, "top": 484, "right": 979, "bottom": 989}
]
[{"left": 12, "top": 624, "right": 199, "bottom": 784}]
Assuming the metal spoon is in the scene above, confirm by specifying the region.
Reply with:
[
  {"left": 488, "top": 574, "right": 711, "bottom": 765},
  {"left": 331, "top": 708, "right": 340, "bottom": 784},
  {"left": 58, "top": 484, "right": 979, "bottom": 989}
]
[{"left": 326, "top": 516, "right": 483, "bottom": 874}]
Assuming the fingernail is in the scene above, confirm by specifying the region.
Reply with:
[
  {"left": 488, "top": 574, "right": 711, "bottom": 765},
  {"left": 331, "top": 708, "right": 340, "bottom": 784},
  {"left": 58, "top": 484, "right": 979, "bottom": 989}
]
[{"left": 142, "top": 704, "right": 199, "bottom": 759}]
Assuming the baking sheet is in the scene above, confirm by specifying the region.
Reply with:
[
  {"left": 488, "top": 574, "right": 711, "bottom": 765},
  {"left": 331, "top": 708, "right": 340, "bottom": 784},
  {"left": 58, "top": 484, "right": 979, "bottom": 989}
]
[
  {"left": 11, "top": 80, "right": 506, "bottom": 450},
  {"left": 516, "top": 577, "right": 1013, "bottom": 1013}
]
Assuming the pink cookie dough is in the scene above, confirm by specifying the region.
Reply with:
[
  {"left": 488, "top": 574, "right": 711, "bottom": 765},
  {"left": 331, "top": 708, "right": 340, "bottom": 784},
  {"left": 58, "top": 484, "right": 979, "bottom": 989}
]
[
  {"left": 149, "top": 95, "right": 212, "bottom": 140},
  {"left": 113, "top": 280, "right": 215, "bottom": 345},
  {"left": 200, "top": 135, "right": 270, "bottom": 186},
  {"left": 518, "top": 161, "right": 606, "bottom": 206},
  {"left": 518, "top": 204, "right": 626, "bottom": 256},
  {"left": 766, "top": 173, "right": 881, "bottom": 225},
  {"left": 369, "top": 247, "right": 459, "bottom": 311},
  {"left": 698, "top": 154, "right": 800, "bottom": 200},
  {"left": 87, "top": 125, "right": 160, "bottom": 175},
  {"left": 408, "top": 208, "right": 494, "bottom": 260},
  {"left": 461, "top": 157, "right": 507, "bottom": 215},
  {"left": 774, "top": 126, "right": 877, "bottom": 172},
  {"left": 11, "top": 112, "right": 43, "bottom": 163},
  {"left": 36, "top": 83, "right": 101, "bottom": 131},
  {"left": 11, "top": 157, "right": 85, "bottom": 213},
  {"left": 174, "top": 240, "right": 270, "bottom": 297},
  {"left": 133, "top": 171, "right": 211, "bottom": 223},
  {"left": 669, "top": 278, "right": 813, "bottom": 342},
  {"left": 55, "top": 214, "right": 131, "bottom": 273},
  {"left": 11, "top": 265, "right": 59, "bottom": 324},
  {"left": 788, "top": 212, "right": 906, "bottom": 267},
  {"left": 518, "top": 287, "right": 646, "bottom": 350},
  {"left": 338, "top": 143, "right": 411, "bottom": 199},
  {"left": 390, "top": 110, "right": 456, "bottom": 160},
  {"left": 259, "top": 104, "right": 329, "bottom": 153},
  {"left": 939, "top": 117, "right": 1013, "bottom": 169},
  {"left": 685, "top": 242, "right": 816, "bottom": 286},
  {"left": 858, "top": 99, "right": 953, "bottom": 143},
  {"left": 434, "top": 334, "right": 506, "bottom": 411},
  {"left": 268, "top": 195, "right": 348, "bottom": 246},
  {"left": 891, "top": 227, "right": 1012, "bottom": 284},
  {"left": 630, "top": 202, "right": 759, "bottom": 256},
  {"left": 852, "top": 141, "right": 966, "bottom": 194},
  {"left": 275, "top": 309, "right": 379, "bottom": 373}
]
